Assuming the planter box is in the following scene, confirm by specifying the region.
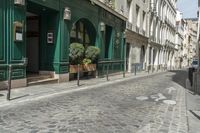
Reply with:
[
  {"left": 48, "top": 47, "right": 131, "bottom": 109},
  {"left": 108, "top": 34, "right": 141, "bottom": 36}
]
[
  {"left": 69, "top": 65, "right": 83, "bottom": 73},
  {"left": 83, "top": 64, "right": 96, "bottom": 72},
  {"left": 70, "top": 64, "right": 96, "bottom": 73}
]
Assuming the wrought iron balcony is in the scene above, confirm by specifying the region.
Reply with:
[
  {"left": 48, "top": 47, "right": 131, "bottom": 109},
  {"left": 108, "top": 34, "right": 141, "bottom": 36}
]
[
  {"left": 165, "top": 17, "right": 176, "bottom": 30},
  {"left": 165, "top": 39, "right": 175, "bottom": 48},
  {"left": 150, "top": 2, "right": 156, "bottom": 14}
]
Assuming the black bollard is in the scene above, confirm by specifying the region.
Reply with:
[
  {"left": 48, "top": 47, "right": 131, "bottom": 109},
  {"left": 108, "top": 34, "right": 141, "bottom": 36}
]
[
  {"left": 77, "top": 64, "right": 80, "bottom": 86},
  {"left": 106, "top": 65, "right": 109, "bottom": 81}
]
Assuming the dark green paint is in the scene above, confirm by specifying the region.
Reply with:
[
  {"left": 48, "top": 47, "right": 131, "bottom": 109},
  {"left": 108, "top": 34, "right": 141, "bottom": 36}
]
[{"left": 0, "top": 0, "right": 126, "bottom": 81}]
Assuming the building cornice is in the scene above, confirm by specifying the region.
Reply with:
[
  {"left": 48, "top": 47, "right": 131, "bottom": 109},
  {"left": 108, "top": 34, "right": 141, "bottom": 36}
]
[
  {"left": 125, "top": 29, "right": 149, "bottom": 42},
  {"left": 90, "top": 0, "right": 127, "bottom": 21}
]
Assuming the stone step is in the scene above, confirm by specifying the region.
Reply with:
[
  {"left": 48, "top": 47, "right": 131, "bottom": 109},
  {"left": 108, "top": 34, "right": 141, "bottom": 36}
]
[
  {"left": 28, "top": 78, "right": 58, "bottom": 86},
  {"left": 27, "top": 74, "right": 52, "bottom": 83}
]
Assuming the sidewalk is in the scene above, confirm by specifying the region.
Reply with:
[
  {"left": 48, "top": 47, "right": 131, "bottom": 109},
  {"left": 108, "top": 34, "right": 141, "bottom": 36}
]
[
  {"left": 186, "top": 89, "right": 200, "bottom": 133},
  {"left": 0, "top": 70, "right": 166, "bottom": 107}
]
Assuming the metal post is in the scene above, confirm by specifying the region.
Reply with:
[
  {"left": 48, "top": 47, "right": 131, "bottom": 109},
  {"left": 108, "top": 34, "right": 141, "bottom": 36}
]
[
  {"left": 77, "top": 64, "right": 80, "bottom": 86},
  {"left": 123, "top": 63, "right": 126, "bottom": 78},
  {"left": 192, "top": 72, "right": 196, "bottom": 93},
  {"left": 95, "top": 69, "right": 98, "bottom": 78},
  {"left": 106, "top": 65, "right": 109, "bottom": 81},
  {"left": 7, "top": 65, "right": 12, "bottom": 101},
  {"left": 134, "top": 64, "right": 137, "bottom": 76},
  {"left": 6, "top": 58, "right": 28, "bottom": 101},
  {"left": 123, "top": 36, "right": 126, "bottom": 78},
  {"left": 123, "top": 57, "right": 126, "bottom": 78},
  {"left": 123, "top": 69, "right": 125, "bottom": 78},
  {"left": 148, "top": 66, "right": 150, "bottom": 74}
]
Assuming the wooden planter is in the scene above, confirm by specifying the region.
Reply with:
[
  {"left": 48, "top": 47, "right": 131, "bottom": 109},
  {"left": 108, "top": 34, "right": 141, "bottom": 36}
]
[
  {"left": 83, "top": 64, "right": 96, "bottom": 72},
  {"left": 69, "top": 64, "right": 96, "bottom": 73},
  {"left": 69, "top": 65, "right": 83, "bottom": 73}
]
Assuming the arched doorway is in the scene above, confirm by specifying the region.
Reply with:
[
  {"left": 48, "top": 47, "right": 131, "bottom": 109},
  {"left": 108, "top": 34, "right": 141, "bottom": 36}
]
[{"left": 70, "top": 18, "right": 96, "bottom": 47}]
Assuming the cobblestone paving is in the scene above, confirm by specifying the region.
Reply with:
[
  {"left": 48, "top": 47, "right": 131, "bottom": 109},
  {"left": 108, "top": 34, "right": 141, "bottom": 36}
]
[{"left": 0, "top": 71, "right": 188, "bottom": 133}]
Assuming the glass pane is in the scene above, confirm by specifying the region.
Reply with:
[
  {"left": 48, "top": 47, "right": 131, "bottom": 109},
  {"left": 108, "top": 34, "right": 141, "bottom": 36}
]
[
  {"left": 85, "top": 34, "right": 90, "bottom": 44},
  {"left": 70, "top": 25, "right": 76, "bottom": 38},
  {"left": 80, "top": 22, "right": 84, "bottom": 32}
]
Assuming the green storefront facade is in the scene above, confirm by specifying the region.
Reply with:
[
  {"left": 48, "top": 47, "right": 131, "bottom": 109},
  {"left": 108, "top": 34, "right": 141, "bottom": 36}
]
[{"left": 0, "top": 0, "right": 126, "bottom": 88}]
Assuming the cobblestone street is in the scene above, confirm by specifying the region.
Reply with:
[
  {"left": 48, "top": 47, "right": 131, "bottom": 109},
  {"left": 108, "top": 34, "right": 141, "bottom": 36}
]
[{"left": 0, "top": 71, "right": 188, "bottom": 133}]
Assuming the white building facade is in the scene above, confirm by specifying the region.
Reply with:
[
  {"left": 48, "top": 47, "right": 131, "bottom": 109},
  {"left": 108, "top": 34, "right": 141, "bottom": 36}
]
[
  {"left": 125, "top": 0, "right": 177, "bottom": 73},
  {"left": 198, "top": 0, "right": 200, "bottom": 65},
  {"left": 182, "top": 19, "right": 198, "bottom": 67},
  {"left": 148, "top": 0, "right": 177, "bottom": 71},
  {"left": 126, "top": 0, "right": 149, "bottom": 73},
  {"left": 175, "top": 10, "right": 185, "bottom": 69}
]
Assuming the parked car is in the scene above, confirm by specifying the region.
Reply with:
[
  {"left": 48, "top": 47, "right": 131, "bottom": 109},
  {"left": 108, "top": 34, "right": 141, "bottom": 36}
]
[{"left": 191, "top": 59, "right": 198, "bottom": 69}]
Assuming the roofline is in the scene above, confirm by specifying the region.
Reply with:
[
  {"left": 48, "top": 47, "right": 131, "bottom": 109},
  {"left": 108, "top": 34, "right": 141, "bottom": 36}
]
[{"left": 90, "top": 0, "right": 127, "bottom": 21}]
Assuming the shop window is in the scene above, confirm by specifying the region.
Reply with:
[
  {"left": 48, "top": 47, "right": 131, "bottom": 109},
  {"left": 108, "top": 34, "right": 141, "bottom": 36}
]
[
  {"left": 105, "top": 25, "right": 113, "bottom": 59},
  {"left": 70, "top": 21, "right": 91, "bottom": 46}
]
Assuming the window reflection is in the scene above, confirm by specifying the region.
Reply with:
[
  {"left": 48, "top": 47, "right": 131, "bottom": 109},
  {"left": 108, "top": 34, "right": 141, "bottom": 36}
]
[{"left": 70, "top": 21, "right": 91, "bottom": 46}]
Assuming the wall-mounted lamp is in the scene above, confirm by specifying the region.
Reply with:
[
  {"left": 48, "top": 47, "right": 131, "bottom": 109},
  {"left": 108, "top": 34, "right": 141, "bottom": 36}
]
[
  {"left": 100, "top": 22, "right": 105, "bottom": 32},
  {"left": 14, "top": 0, "right": 25, "bottom": 6},
  {"left": 123, "top": 31, "right": 127, "bottom": 39},
  {"left": 64, "top": 7, "right": 71, "bottom": 20}
]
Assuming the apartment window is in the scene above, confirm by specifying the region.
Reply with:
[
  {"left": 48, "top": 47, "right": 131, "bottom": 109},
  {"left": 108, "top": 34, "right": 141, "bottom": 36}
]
[
  {"left": 142, "top": 11, "right": 146, "bottom": 31},
  {"left": 188, "top": 36, "right": 191, "bottom": 44},
  {"left": 136, "top": 5, "right": 140, "bottom": 27},
  {"left": 150, "top": 19, "right": 153, "bottom": 37},
  {"left": 120, "top": 5, "right": 124, "bottom": 14}
]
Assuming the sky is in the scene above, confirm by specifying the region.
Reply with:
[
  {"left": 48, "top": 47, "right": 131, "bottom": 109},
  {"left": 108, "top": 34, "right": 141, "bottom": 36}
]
[{"left": 177, "top": 0, "right": 198, "bottom": 18}]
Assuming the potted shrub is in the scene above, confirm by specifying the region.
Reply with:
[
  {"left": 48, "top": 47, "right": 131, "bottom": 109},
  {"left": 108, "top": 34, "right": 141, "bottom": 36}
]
[
  {"left": 82, "top": 58, "right": 95, "bottom": 71},
  {"left": 69, "top": 43, "right": 84, "bottom": 73},
  {"left": 83, "top": 46, "right": 100, "bottom": 71}
]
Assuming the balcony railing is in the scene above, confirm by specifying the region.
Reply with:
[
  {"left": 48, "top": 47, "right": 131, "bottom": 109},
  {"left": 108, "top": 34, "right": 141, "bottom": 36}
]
[
  {"left": 126, "top": 21, "right": 132, "bottom": 30},
  {"left": 165, "top": 39, "right": 175, "bottom": 48},
  {"left": 142, "top": 29, "right": 146, "bottom": 36},
  {"left": 165, "top": 16, "right": 176, "bottom": 30},
  {"left": 136, "top": 26, "right": 140, "bottom": 33}
]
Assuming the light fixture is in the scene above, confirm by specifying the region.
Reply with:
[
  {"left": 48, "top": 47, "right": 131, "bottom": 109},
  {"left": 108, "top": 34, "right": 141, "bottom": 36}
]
[
  {"left": 14, "top": 0, "right": 25, "bottom": 6},
  {"left": 123, "top": 31, "right": 126, "bottom": 39},
  {"left": 64, "top": 7, "right": 71, "bottom": 20},
  {"left": 100, "top": 22, "right": 105, "bottom": 32}
]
